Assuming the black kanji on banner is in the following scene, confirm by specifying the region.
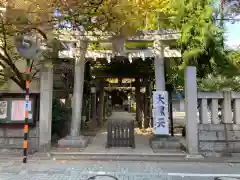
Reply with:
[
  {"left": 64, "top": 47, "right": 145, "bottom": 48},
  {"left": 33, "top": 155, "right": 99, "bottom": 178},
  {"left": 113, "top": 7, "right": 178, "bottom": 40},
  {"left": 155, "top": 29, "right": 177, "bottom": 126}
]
[
  {"left": 159, "top": 106, "right": 165, "bottom": 116},
  {"left": 157, "top": 94, "right": 165, "bottom": 104},
  {"left": 155, "top": 117, "right": 166, "bottom": 128}
]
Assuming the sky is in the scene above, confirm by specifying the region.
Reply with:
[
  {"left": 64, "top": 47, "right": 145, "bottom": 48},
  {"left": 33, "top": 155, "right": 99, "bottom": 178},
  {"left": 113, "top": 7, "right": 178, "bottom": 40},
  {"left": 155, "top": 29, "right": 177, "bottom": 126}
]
[
  {"left": 225, "top": 15, "right": 240, "bottom": 49},
  {"left": 214, "top": 0, "right": 240, "bottom": 49}
]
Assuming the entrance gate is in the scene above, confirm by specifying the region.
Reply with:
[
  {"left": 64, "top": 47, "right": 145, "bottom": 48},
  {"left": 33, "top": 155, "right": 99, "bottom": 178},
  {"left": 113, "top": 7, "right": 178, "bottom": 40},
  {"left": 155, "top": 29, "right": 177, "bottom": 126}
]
[{"left": 106, "top": 120, "right": 135, "bottom": 148}]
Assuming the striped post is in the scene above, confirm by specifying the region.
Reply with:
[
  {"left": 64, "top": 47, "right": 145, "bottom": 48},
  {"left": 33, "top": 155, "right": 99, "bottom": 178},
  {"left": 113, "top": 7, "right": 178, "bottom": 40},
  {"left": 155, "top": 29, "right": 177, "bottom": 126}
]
[{"left": 23, "top": 59, "right": 31, "bottom": 164}]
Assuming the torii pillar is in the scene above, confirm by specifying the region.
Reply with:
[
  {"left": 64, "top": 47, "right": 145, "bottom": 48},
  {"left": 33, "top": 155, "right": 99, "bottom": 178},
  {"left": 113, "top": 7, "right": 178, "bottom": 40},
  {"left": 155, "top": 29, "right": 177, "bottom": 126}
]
[
  {"left": 152, "top": 40, "right": 169, "bottom": 136},
  {"left": 58, "top": 39, "right": 89, "bottom": 147},
  {"left": 154, "top": 40, "right": 166, "bottom": 91}
]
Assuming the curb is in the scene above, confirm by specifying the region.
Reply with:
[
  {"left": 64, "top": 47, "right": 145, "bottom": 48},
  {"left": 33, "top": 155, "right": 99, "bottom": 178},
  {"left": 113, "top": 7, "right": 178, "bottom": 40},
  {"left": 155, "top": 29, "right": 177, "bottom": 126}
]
[{"left": 47, "top": 152, "right": 240, "bottom": 163}]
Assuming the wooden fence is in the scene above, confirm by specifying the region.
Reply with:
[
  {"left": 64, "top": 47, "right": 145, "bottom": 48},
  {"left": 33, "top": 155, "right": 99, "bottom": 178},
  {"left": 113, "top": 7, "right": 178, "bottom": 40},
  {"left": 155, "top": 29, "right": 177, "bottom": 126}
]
[{"left": 106, "top": 120, "right": 135, "bottom": 148}]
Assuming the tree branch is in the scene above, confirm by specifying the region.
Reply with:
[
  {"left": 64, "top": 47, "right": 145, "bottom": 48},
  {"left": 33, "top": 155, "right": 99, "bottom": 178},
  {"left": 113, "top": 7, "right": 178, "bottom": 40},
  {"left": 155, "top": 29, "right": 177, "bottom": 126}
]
[
  {"left": 0, "top": 61, "right": 25, "bottom": 90},
  {"left": 0, "top": 50, "right": 25, "bottom": 86},
  {"left": 30, "top": 60, "right": 34, "bottom": 72}
]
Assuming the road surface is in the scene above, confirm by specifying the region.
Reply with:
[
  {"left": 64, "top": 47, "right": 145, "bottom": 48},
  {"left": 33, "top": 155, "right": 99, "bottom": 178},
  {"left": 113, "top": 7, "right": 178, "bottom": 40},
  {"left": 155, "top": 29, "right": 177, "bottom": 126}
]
[{"left": 0, "top": 159, "right": 240, "bottom": 180}]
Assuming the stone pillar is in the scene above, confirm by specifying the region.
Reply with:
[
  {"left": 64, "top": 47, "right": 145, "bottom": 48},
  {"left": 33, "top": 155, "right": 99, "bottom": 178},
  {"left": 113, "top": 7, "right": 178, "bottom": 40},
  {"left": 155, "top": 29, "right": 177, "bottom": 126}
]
[
  {"left": 70, "top": 58, "right": 85, "bottom": 136},
  {"left": 98, "top": 81, "right": 105, "bottom": 123},
  {"left": 144, "top": 85, "right": 150, "bottom": 128},
  {"left": 91, "top": 87, "right": 97, "bottom": 122},
  {"left": 185, "top": 66, "right": 202, "bottom": 158},
  {"left": 135, "top": 78, "right": 141, "bottom": 123},
  {"left": 58, "top": 40, "right": 89, "bottom": 148},
  {"left": 154, "top": 40, "right": 165, "bottom": 91},
  {"left": 39, "top": 66, "right": 53, "bottom": 152},
  {"left": 128, "top": 93, "right": 131, "bottom": 112}
]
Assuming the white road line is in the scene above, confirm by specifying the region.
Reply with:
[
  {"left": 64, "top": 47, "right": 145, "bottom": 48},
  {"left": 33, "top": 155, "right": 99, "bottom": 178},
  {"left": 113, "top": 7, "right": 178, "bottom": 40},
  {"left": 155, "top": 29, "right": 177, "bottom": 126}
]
[
  {"left": 167, "top": 173, "right": 240, "bottom": 177},
  {"left": 87, "top": 171, "right": 240, "bottom": 177}
]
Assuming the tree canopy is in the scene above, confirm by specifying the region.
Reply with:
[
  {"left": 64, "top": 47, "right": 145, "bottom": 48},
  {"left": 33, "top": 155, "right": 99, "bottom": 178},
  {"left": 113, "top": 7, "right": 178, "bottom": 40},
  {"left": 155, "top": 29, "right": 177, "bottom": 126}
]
[{"left": 0, "top": 0, "right": 240, "bottom": 91}]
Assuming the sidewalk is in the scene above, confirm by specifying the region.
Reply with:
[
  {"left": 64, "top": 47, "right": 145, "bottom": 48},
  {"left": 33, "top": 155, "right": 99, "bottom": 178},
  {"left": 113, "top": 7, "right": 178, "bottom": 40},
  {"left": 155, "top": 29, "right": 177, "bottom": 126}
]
[
  {"left": 50, "top": 111, "right": 187, "bottom": 160},
  {"left": 83, "top": 111, "right": 159, "bottom": 154},
  {"left": 47, "top": 112, "right": 239, "bottom": 163}
]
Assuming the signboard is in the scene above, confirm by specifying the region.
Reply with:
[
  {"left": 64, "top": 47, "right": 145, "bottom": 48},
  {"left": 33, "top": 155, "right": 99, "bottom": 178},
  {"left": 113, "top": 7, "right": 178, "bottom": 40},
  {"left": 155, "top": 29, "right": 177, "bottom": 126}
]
[
  {"left": 11, "top": 100, "right": 32, "bottom": 121},
  {"left": 152, "top": 91, "right": 169, "bottom": 135},
  {"left": 0, "top": 101, "right": 7, "bottom": 119},
  {"left": 0, "top": 93, "right": 39, "bottom": 124}
]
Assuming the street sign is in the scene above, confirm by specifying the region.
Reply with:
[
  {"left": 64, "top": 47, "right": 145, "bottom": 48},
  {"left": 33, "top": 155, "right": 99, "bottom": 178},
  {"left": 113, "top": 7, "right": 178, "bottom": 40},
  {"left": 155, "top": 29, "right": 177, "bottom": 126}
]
[{"left": 14, "top": 29, "right": 47, "bottom": 60}]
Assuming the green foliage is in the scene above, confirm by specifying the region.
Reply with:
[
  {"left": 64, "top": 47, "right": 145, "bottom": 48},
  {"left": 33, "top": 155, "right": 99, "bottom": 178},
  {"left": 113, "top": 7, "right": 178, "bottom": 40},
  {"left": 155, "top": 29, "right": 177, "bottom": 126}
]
[
  {"left": 198, "top": 75, "right": 240, "bottom": 91},
  {"left": 51, "top": 98, "right": 70, "bottom": 137},
  {"left": 161, "top": 0, "right": 240, "bottom": 89},
  {"left": 88, "top": 42, "right": 112, "bottom": 50},
  {"left": 125, "top": 41, "right": 153, "bottom": 49},
  {"left": 228, "top": 50, "right": 240, "bottom": 66},
  {"left": 52, "top": 98, "right": 69, "bottom": 123},
  {"left": 171, "top": 0, "right": 224, "bottom": 76},
  {"left": 197, "top": 50, "right": 240, "bottom": 92}
]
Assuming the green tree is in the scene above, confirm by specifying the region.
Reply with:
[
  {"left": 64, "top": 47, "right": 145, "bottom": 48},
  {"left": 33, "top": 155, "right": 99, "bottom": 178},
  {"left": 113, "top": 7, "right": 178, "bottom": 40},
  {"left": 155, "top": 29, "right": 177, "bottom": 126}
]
[
  {"left": 160, "top": 0, "right": 239, "bottom": 90},
  {"left": 0, "top": 0, "right": 175, "bottom": 90},
  {"left": 52, "top": 0, "right": 173, "bottom": 35}
]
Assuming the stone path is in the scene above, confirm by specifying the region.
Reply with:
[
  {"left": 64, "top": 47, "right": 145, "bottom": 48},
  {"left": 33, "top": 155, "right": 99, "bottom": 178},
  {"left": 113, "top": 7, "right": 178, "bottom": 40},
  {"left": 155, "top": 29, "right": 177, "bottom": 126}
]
[{"left": 84, "top": 111, "right": 155, "bottom": 154}]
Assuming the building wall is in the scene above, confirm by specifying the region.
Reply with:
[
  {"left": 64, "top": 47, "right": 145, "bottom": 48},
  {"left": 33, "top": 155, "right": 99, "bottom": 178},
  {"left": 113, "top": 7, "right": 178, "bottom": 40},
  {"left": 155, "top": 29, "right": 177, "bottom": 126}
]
[
  {"left": 172, "top": 100, "right": 185, "bottom": 112},
  {"left": 0, "top": 123, "right": 39, "bottom": 152}
]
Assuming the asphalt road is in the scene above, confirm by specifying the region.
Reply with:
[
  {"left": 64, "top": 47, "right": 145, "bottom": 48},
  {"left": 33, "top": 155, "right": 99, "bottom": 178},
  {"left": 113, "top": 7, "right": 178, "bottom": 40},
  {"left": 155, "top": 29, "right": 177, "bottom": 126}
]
[{"left": 0, "top": 160, "right": 240, "bottom": 180}]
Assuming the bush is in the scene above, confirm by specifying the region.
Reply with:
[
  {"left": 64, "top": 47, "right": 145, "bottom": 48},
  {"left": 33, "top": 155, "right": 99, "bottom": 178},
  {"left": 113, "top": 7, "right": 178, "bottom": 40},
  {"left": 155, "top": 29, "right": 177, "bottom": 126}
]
[{"left": 52, "top": 98, "right": 70, "bottom": 137}]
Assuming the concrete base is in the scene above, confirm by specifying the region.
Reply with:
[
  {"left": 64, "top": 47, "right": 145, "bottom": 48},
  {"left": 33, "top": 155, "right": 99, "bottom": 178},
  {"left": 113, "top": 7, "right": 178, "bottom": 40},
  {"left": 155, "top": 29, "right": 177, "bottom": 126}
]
[
  {"left": 180, "top": 139, "right": 187, "bottom": 151},
  {"left": 58, "top": 135, "right": 89, "bottom": 148},
  {"left": 185, "top": 154, "right": 204, "bottom": 159},
  {"left": 150, "top": 135, "right": 181, "bottom": 149},
  {"left": 38, "top": 142, "right": 51, "bottom": 152}
]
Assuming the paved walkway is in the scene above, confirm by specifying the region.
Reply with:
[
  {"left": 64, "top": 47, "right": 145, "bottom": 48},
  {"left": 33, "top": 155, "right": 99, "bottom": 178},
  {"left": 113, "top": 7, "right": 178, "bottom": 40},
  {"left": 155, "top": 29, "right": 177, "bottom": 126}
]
[{"left": 84, "top": 111, "right": 155, "bottom": 154}]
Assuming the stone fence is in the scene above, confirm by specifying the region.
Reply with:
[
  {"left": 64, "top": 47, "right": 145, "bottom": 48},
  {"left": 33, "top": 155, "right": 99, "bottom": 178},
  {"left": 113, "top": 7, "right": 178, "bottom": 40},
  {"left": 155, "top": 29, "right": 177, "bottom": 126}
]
[{"left": 197, "top": 91, "right": 240, "bottom": 156}]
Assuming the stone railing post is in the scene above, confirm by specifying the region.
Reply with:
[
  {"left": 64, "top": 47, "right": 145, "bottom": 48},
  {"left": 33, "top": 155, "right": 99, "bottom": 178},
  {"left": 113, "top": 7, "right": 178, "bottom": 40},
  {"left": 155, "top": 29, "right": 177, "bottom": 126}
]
[
  {"left": 222, "top": 91, "right": 232, "bottom": 124},
  {"left": 39, "top": 66, "right": 53, "bottom": 152},
  {"left": 199, "top": 97, "right": 208, "bottom": 124},
  {"left": 231, "top": 92, "right": 240, "bottom": 124},
  {"left": 197, "top": 92, "right": 223, "bottom": 124}
]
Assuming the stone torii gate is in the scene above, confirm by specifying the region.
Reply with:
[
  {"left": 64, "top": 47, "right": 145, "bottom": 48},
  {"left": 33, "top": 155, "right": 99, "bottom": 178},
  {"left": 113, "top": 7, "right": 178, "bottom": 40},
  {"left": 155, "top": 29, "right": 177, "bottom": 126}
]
[{"left": 39, "top": 30, "right": 181, "bottom": 150}]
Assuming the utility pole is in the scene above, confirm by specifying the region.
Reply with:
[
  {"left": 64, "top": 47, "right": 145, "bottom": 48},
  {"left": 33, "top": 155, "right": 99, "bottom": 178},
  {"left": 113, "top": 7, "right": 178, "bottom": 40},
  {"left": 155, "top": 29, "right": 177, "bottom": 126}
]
[{"left": 220, "top": 0, "right": 225, "bottom": 48}]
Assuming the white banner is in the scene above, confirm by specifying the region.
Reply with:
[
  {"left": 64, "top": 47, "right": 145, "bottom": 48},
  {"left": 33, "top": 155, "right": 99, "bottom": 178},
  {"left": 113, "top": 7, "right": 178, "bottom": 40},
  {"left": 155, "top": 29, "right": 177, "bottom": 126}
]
[{"left": 152, "top": 91, "right": 169, "bottom": 135}]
